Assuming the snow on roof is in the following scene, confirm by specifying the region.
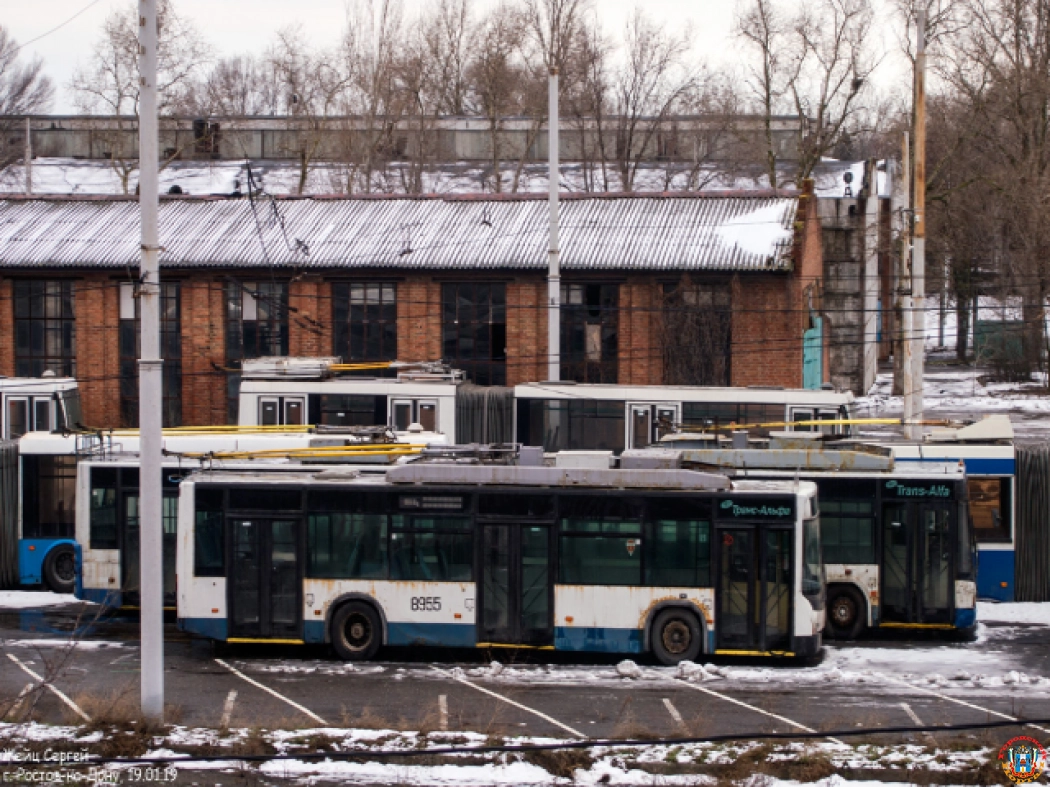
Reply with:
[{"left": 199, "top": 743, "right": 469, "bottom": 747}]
[{"left": 0, "top": 192, "right": 799, "bottom": 272}]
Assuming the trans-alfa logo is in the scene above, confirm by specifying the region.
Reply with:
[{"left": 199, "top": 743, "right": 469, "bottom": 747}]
[
  {"left": 720, "top": 500, "right": 792, "bottom": 517},
  {"left": 885, "top": 480, "right": 951, "bottom": 497}
]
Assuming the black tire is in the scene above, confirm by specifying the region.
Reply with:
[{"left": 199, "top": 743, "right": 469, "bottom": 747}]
[
  {"left": 826, "top": 586, "right": 866, "bottom": 640},
  {"left": 651, "top": 608, "right": 703, "bottom": 666},
  {"left": 43, "top": 545, "right": 75, "bottom": 594},
  {"left": 331, "top": 602, "right": 382, "bottom": 661}
]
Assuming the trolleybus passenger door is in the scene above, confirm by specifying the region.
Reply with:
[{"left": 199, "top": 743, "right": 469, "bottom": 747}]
[
  {"left": 628, "top": 403, "right": 679, "bottom": 449},
  {"left": 715, "top": 525, "right": 793, "bottom": 652},
  {"left": 121, "top": 490, "right": 179, "bottom": 608},
  {"left": 229, "top": 518, "right": 302, "bottom": 639},
  {"left": 478, "top": 524, "right": 552, "bottom": 646},
  {"left": 881, "top": 502, "right": 953, "bottom": 625}
]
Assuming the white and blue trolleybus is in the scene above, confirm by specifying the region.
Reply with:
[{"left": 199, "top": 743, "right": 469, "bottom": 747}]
[{"left": 176, "top": 454, "right": 825, "bottom": 663}]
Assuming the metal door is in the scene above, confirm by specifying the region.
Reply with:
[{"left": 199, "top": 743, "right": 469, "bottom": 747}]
[
  {"left": 716, "top": 526, "right": 793, "bottom": 651},
  {"left": 228, "top": 518, "right": 302, "bottom": 639},
  {"left": 120, "top": 491, "right": 179, "bottom": 608},
  {"left": 881, "top": 502, "right": 953, "bottom": 624},
  {"left": 478, "top": 524, "right": 552, "bottom": 646}
]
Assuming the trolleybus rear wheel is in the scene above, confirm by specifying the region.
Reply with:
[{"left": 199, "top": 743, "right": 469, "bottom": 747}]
[
  {"left": 651, "top": 608, "right": 702, "bottom": 665},
  {"left": 332, "top": 602, "right": 381, "bottom": 661},
  {"left": 826, "top": 586, "right": 865, "bottom": 640}
]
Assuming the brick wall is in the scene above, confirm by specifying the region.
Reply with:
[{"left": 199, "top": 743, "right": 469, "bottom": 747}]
[
  {"left": 75, "top": 274, "right": 121, "bottom": 427},
  {"left": 180, "top": 277, "right": 227, "bottom": 427},
  {"left": 506, "top": 278, "right": 546, "bottom": 385},
  {"left": 619, "top": 278, "right": 660, "bottom": 385},
  {"left": 289, "top": 278, "right": 332, "bottom": 358},
  {"left": 0, "top": 278, "right": 12, "bottom": 377},
  {"left": 397, "top": 277, "right": 441, "bottom": 362}
]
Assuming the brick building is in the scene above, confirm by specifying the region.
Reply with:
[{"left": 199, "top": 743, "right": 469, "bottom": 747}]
[{"left": 0, "top": 189, "right": 825, "bottom": 428}]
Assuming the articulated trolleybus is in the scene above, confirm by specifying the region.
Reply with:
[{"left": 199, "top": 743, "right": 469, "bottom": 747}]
[{"left": 177, "top": 452, "right": 825, "bottom": 663}]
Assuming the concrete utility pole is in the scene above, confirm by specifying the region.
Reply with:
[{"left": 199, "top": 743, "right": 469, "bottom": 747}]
[
  {"left": 547, "top": 67, "right": 561, "bottom": 382},
  {"left": 909, "top": 9, "right": 927, "bottom": 440},
  {"left": 138, "top": 0, "right": 164, "bottom": 722},
  {"left": 899, "top": 131, "right": 913, "bottom": 423},
  {"left": 24, "top": 117, "right": 31, "bottom": 195}
]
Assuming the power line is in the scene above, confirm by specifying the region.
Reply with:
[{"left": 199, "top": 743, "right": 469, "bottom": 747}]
[{"left": 6, "top": 0, "right": 108, "bottom": 56}]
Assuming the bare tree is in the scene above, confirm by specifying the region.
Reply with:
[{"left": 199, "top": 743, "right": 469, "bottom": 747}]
[
  {"left": 735, "top": 0, "right": 876, "bottom": 187},
  {"left": 0, "top": 26, "right": 54, "bottom": 173},
  {"left": 70, "top": 0, "right": 212, "bottom": 193}
]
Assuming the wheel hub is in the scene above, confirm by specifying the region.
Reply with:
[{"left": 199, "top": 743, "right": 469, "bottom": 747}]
[
  {"left": 347, "top": 616, "right": 371, "bottom": 649},
  {"left": 832, "top": 596, "right": 856, "bottom": 625},
  {"left": 662, "top": 620, "right": 691, "bottom": 655}
]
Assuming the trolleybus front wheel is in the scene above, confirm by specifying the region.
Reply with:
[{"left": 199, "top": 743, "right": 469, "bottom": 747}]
[
  {"left": 651, "top": 608, "right": 702, "bottom": 665},
  {"left": 332, "top": 602, "right": 382, "bottom": 661},
  {"left": 826, "top": 586, "right": 866, "bottom": 640}
]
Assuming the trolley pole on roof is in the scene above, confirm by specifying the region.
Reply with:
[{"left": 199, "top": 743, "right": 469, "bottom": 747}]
[
  {"left": 547, "top": 67, "right": 561, "bottom": 382},
  {"left": 908, "top": 9, "right": 927, "bottom": 440},
  {"left": 138, "top": 0, "right": 164, "bottom": 722}
]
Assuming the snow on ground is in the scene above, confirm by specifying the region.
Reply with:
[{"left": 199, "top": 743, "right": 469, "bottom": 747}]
[
  {"left": 978, "top": 601, "right": 1050, "bottom": 626},
  {"left": 0, "top": 591, "right": 87, "bottom": 609}
]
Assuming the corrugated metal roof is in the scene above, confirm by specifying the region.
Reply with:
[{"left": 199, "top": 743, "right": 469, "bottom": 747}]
[{"left": 0, "top": 193, "right": 798, "bottom": 272}]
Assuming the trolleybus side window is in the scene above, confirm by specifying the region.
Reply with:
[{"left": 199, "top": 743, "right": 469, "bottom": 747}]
[
  {"left": 194, "top": 488, "right": 224, "bottom": 577},
  {"left": 319, "top": 394, "right": 386, "bottom": 428},
  {"left": 958, "top": 500, "right": 974, "bottom": 578},
  {"left": 518, "top": 398, "right": 626, "bottom": 453},
  {"left": 815, "top": 478, "right": 876, "bottom": 564},
  {"left": 89, "top": 467, "right": 119, "bottom": 549},
  {"left": 22, "top": 455, "right": 76, "bottom": 539},
  {"left": 558, "top": 495, "right": 643, "bottom": 585},
  {"left": 390, "top": 495, "right": 472, "bottom": 581},
  {"left": 681, "top": 403, "right": 784, "bottom": 435},
  {"left": 967, "top": 477, "right": 1011, "bottom": 543},
  {"left": 803, "top": 514, "right": 823, "bottom": 600},
  {"left": 306, "top": 491, "right": 388, "bottom": 579},
  {"left": 644, "top": 496, "right": 711, "bottom": 587}
]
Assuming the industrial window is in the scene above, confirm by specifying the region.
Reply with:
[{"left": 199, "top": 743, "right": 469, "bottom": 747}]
[
  {"left": 968, "top": 477, "right": 1011, "bottom": 543},
  {"left": 225, "top": 280, "right": 289, "bottom": 422},
  {"left": 441, "top": 283, "right": 506, "bottom": 385},
  {"left": 13, "top": 280, "right": 76, "bottom": 377},
  {"left": 119, "top": 282, "right": 182, "bottom": 427},
  {"left": 661, "top": 281, "right": 731, "bottom": 386},
  {"left": 819, "top": 499, "right": 876, "bottom": 564},
  {"left": 332, "top": 282, "right": 397, "bottom": 362},
  {"left": 561, "top": 283, "right": 618, "bottom": 383}
]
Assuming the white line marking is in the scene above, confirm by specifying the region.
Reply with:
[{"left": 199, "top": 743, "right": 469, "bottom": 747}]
[
  {"left": 900, "top": 702, "right": 936, "bottom": 743},
  {"left": 888, "top": 676, "right": 1050, "bottom": 734},
  {"left": 5, "top": 683, "right": 33, "bottom": 719},
  {"left": 438, "top": 694, "right": 449, "bottom": 731},
  {"left": 674, "top": 678, "right": 844, "bottom": 745},
  {"left": 662, "top": 697, "right": 688, "bottom": 735},
  {"left": 220, "top": 690, "right": 238, "bottom": 728},
  {"left": 6, "top": 653, "right": 91, "bottom": 722},
  {"left": 430, "top": 666, "right": 586, "bottom": 738},
  {"left": 215, "top": 659, "right": 327, "bottom": 726}
]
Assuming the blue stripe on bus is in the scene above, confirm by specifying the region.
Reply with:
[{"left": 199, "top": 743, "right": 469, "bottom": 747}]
[
  {"left": 895, "top": 457, "right": 1015, "bottom": 474},
  {"left": 80, "top": 587, "right": 121, "bottom": 607},
  {"left": 555, "top": 627, "right": 644, "bottom": 654},
  {"left": 387, "top": 622, "right": 476, "bottom": 648},
  {"left": 304, "top": 620, "right": 326, "bottom": 644},
  {"left": 179, "top": 617, "right": 228, "bottom": 641},
  {"left": 954, "top": 608, "right": 977, "bottom": 630},
  {"left": 976, "top": 549, "right": 1015, "bottom": 601}
]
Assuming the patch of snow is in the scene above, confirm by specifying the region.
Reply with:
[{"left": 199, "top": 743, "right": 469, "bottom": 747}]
[
  {"left": 615, "top": 659, "right": 643, "bottom": 679},
  {"left": 978, "top": 602, "right": 1050, "bottom": 626},
  {"left": 0, "top": 591, "right": 90, "bottom": 609},
  {"left": 259, "top": 758, "right": 556, "bottom": 785},
  {"left": 1, "top": 638, "right": 127, "bottom": 649},
  {"left": 715, "top": 202, "right": 793, "bottom": 258}
]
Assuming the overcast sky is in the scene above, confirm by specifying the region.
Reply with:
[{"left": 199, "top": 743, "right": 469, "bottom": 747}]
[{"left": 9, "top": 0, "right": 904, "bottom": 114}]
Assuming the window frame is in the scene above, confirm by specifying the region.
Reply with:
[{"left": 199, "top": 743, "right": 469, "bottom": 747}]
[
  {"left": 13, "top": 280, "right": 76, "bottom": 378},
  {"left": 441, "top": 282, "right": 507, "bottom": 386},
  {"left": 332, "top": 282, "right": 398, "bottom": 362},
  {"left": 560, "top": 282, "right": 619, "bottom": 383},
  {"left": 119, "top": 281, "right": 183, "bottom": 427}
]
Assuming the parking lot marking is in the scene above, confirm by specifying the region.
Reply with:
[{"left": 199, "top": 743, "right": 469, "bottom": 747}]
[
  {"left": 662, "top": 698, "right": 688, "bottom": 735},
  {"left": 215, "top": 659, "right": 328, "bottom": 726},
  {"left": 675, "top": 679, "right": 844, "bottom": 745},
  {"left": 6, "top": 683, "right": 33, "bottom": 718},
  {"left": 220, "top": 690, "right": 238, "bottom": 728},
  {"left": 6, "top": 653, "right": 91, "bottom": 722},
  {"left": 887, "top": 676, "right": 1050, "bottom": 734},
  {"left": 438, "top": 694, "right": 449, "bottom": 731},
  {"left": 900, "top": 703, "right": 936, "bottom": 743},
  {"left": 430, "top": 666, "right": 586, "bottom": 738}
]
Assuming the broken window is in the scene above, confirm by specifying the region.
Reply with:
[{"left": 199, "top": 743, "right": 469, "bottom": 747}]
[
  {"left": 561, "top": 283, "right": 618, "bottom": 383},
  {"left": 661, "top": 279, "right": 732, "bottom": 386}
]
